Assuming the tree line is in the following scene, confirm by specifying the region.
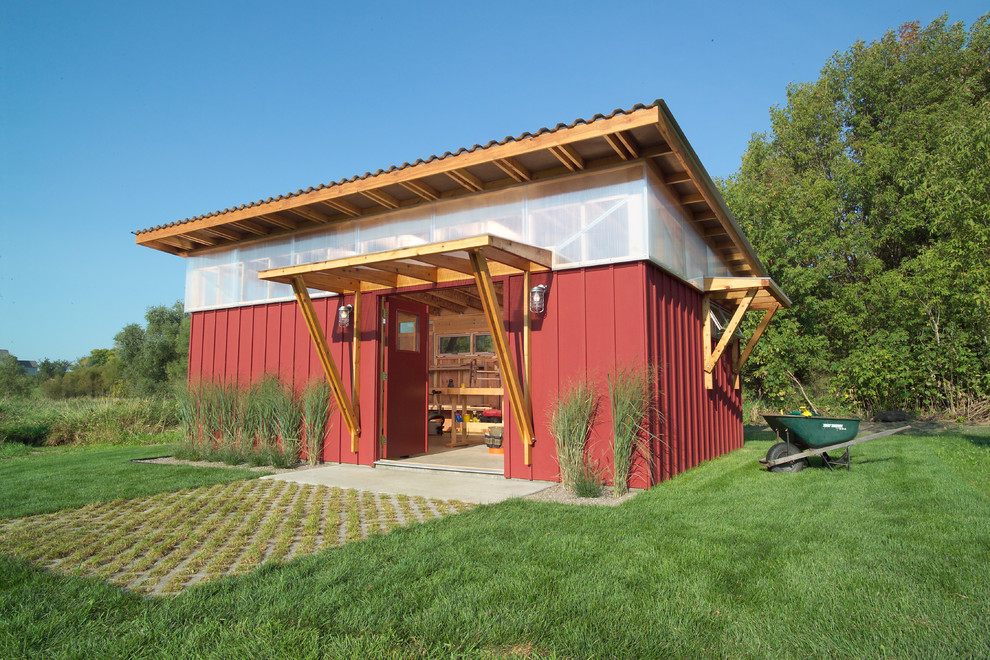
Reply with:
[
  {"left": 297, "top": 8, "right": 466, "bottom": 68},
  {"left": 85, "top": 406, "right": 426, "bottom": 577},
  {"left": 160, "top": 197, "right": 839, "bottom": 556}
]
[
  {"left": 719, "top": 15, "right": 990, "bottom": 415},
  {"left": 0, "top": 303, "right": 189, "bottom": 398}
]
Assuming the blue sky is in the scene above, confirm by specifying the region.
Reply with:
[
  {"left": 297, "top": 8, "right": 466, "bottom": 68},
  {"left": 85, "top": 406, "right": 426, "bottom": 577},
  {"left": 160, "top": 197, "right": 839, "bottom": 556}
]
[{"left": 1, "top": 1, "right": 985, "bottom": 362}]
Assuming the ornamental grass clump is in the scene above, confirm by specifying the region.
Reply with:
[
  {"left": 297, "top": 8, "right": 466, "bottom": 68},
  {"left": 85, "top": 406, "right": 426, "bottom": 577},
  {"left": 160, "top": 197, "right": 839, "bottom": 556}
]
[
  {"left": 302, "top": 379, "right": 334, "bottom": 466},
  {"left": 550, "top": 380, "right": 600, "bottom": 495},
  {"left": 608, "top": 364, "right": 656, "bottom": 496},
  {"left": 271, "top": 382, "right": 302, "bottom": 469}
]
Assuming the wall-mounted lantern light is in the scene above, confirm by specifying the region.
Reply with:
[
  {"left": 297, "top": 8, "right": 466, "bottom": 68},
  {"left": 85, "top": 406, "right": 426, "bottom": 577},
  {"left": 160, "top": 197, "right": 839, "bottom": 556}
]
[
  {"left": 337, "top": 304, "right": 353, "bottom": 329},
  {"left": 529, "top": 285, "right": 548, "bottom": 315}
]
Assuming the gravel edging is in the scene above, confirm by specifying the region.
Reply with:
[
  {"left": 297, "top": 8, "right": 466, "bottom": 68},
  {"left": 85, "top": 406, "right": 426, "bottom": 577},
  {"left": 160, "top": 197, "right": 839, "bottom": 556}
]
[{"left": 521, "top": 484, "right": 644, "bottom": 506}]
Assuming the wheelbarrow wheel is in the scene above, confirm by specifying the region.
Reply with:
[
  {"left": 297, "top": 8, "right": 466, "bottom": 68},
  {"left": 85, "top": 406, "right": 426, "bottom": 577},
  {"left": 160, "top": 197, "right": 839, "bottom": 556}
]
[{"left": 768, "top": 443, "right": 807, "bottom": 473}]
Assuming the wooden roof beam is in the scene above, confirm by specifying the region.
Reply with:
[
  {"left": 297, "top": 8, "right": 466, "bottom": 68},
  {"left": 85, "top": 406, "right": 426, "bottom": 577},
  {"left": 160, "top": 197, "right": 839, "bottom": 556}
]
[
  {"left": 366, "top": 261, "right": 439, "bottom": 283},
  {"left": 445, "top": 168, "right": 484, "bottom": 192},
  {"left": 428, "top": 288, "right": 484, "bottom": 310},
  {"left": 327, "top": 266, "right": 399, "bottom": 288},
  {"left": 202, "top": 225, "right": 245, "bottom": 241},
  {"left": 157, "top": 235, "right": 197, "bottom": 251},
  {"left": 288, "top": 205, "right": 334, "bottom": 224},
  {"left": 549, "top": 145, "right": 585, "bottom": 171},
  {"left": 258, "top": 214, "right": 300, "bottom": 230},
  {"left": 230, "top": 219, "right": 273, "bottom": 236},
  {"left": 493, "top": 157, "right": 531, "bottom": 182},
  {"left": 398, "top": 180, "right": 440, "bottom": 201},
  {"left": 666, "top": 171, "right": 692, "bottom": 184},
  {"left": 413, "top": 253, "right": 475, "bottom": 276},
  {"left": 399, "top": 291, "right": 468, "bottom": 314},
  {"left": 183, "top": 232, "right": 219, "bottom": 247},
  {"left": 321, "top": 199, "right": 362, "bottom": 217},
  {"left": 603, "top": 132, "right": 637, "bottom": 160},
  {"left": 360, "top": 189, "right": 400, "bottom": 210}
]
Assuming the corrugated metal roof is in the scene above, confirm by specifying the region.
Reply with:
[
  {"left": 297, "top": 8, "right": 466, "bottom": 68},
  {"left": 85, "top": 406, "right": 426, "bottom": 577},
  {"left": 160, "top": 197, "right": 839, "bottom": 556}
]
[{"left": 134, "top": 102, "right": 662, "bottom": 236}]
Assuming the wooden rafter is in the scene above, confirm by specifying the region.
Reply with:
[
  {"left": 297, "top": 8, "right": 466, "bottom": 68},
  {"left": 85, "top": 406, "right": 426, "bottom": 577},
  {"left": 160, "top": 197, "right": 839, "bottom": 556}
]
[
  {"left": 399, "top": 291, "right": 468, "bottom": 314},
  {"left": 258, "top": 214, "right": 300, "bottom": 230},
  {"left": 615, "top": 131, "right": 640, "bottom": 158},
  {"left": 398, "top": 180, "right": 439, "bottom": 201},
  {"left": 603, "top": 133, "right": 635, "bottom": 160},
  {"left": 202, "top": 225, "right": 244, "bottom": 241},
  {"left": 288, "top": 206, "right": 334, "bottom": 224},
  {"left": 428, "top": 288, "right": 484, "bottom": 310},
  {"left": 549, "top": 144, "right": 585, "bottom": 171},
  {"left": 360, "top": 189, "right": 400, "bottom": 210},
  {"left": 445, "top": 168, "right": 484, "bottom": 192},
  {"left": 290, "top": 277, "right": 360, "bottom": 444},
  {"left": 493, "top": 157, "right": 531, "bottom": 182},
  {"left": 322, "top": 199, "right": 362, "bottom": 217},
  {"left": 230, "top": 219, "right": 272, "bottom": 236},
  {"left": 412, "top": 253, "right": 475, "bottom": 276},
  {"left": 365, "top": 261, "right": 439, "bottom": 283},
  {"left": 468, "top": 249, "right": 535, "bottom": 464}
]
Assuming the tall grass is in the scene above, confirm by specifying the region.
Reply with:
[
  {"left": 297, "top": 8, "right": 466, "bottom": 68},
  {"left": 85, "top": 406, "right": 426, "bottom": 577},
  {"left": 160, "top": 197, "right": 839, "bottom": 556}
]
[
  {"left": 172, "top": 376, "right": 304, "bottom": 468},
  {"left": 0, "top": 396, "right": 178, "bottom": 446},
  {"left": 549, "top": 380, "right": 599, "bottom": 494},
  {"left": 302, "top": 380, "right": 333, "bottom": 466},
  {"left": 271, "top": 383, "right": 302, "bottom": 469},
  {"left": 608, "top": 365, "right": 655, "bottom": 496}
]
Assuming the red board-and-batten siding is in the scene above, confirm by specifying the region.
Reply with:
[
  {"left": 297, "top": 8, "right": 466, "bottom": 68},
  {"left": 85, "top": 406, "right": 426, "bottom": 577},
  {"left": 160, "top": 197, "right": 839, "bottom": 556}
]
[{"left": 187, "top": 260, "right": 742, "bottom": 485}]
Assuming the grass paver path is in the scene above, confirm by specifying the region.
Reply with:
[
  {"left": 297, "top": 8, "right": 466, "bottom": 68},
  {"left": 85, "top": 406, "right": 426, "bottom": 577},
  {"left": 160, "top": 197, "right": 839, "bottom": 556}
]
[{"left": 0, "top": 479, "right": 472, "bottom": 596}]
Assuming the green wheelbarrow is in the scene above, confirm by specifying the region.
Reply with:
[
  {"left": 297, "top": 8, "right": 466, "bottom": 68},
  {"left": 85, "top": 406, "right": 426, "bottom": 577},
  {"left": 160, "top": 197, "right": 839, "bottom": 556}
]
[{"left": 760, "top": 414, "right": 910, "bottom": 472}]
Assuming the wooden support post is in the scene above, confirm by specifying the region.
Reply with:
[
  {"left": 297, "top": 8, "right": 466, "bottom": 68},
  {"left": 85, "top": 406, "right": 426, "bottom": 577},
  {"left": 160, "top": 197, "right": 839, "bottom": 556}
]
[
  {"left": 734, "top": 305, "right": 778, "bottom": 376},
  {"left": 468, "top": 250, "right": 536, "bottom": 464},
  {"left": 702, "top": 294, "right": 713, "bottom": 390},
  {"left": 290, "top": 277, "right": 361, "bottom": 442},
  {"left": 523, "top": 270, "right": 533, "bottom": 466},
  {"left": 732, "top": 338, "right": 741, "bottom": 390},
  {"left": 351, "top": 290, "right": 362, "bottom": 453},
  {"left": 704, "top": 288, "right": 757, "bottom": 376}
]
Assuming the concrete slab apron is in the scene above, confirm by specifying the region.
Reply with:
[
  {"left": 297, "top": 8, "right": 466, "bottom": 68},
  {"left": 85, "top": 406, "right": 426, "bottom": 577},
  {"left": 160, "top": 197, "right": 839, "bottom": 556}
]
[{"left": 263, "top": 464, "right": 554, "bottom": 504}]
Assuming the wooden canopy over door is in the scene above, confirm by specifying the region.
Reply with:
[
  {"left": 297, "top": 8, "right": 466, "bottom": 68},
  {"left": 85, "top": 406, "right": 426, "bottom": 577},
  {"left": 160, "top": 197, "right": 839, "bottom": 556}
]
[
  {"left": 701, "top": 277, "right": 792, "bottom": 390},
  {"left": 258, "top": 234, "right": 552, "bottom": 465}
]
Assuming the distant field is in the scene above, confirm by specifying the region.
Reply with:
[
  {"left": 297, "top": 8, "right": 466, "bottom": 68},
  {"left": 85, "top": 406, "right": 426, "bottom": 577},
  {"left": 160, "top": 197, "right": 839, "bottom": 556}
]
[{"left": 1, "top": 427, "right": 988, "bottom": 658}]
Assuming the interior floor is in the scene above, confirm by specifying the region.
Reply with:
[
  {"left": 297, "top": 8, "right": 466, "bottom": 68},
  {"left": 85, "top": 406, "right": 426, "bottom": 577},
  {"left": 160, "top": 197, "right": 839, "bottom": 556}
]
[{"left": 386, "top": 432, "right": 504, "bottom": 472}]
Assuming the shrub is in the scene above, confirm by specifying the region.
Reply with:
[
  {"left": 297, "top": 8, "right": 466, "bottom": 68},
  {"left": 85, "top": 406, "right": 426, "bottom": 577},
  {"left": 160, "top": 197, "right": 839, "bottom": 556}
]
[
  {"left": 549, "top": 380, "right": 598, "bottom": 493},
  {"left": 608, "top": 365, "right": 655, "bottom": 496}
]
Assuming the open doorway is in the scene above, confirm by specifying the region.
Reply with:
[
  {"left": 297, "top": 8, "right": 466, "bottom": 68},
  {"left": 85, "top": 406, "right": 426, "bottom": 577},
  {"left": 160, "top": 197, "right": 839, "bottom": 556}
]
[{"left": 377, "top": 284, "right": 506, "bottom": 474}]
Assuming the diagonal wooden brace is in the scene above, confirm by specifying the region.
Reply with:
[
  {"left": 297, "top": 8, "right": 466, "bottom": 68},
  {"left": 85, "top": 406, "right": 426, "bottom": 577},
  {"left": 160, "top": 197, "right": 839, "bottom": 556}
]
[
  {"left": 290, "top": 276, "right": 361, "bottom": 449},
  {"left": 468, "top": 250, "right": 536, "bottom": 465},
  {"left": 733, "top": 304, "right": 778, "bottom": 375},
  {"left": 704, "top": 288, "right": 757, "bottom": 374}
]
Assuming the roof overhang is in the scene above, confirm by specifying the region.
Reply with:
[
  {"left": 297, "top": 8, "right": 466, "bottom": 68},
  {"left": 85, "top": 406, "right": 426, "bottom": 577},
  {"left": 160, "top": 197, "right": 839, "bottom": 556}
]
[
  {"left": 258, "top": 234, "right": 550, "bottom": 298},
  {"left": 703, "top": 277, "right": 792, "bottom": 311},
  {"left": 136, "top": 100, "right": 770, "bottom": 279}
]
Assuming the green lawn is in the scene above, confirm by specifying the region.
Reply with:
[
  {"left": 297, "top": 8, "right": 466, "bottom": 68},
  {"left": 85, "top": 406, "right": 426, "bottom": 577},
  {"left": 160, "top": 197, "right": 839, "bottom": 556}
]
[
  {"left": 0, "top": 444, "right": 267, "bottom": 518},
  {"left": 1, "top": 428, "right": 988, "bottom": 658}
]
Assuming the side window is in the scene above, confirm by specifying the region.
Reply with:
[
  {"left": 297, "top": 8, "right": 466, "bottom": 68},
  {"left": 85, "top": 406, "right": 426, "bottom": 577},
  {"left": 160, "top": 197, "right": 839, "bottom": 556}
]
[
  {"left": 438, "top": 334, "right": 471, "bottom": 355},
  {"left": 473, "top": 333, "right": 494, "bottom": 354},
  {"left": 397, "top": 312, "right": 419, "bottom": 352}
]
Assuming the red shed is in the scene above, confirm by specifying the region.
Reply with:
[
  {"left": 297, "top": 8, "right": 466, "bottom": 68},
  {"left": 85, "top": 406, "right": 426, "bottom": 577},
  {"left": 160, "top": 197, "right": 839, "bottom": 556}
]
[{"left": 135, "top": 101, "right": 789, "bottom": 488}]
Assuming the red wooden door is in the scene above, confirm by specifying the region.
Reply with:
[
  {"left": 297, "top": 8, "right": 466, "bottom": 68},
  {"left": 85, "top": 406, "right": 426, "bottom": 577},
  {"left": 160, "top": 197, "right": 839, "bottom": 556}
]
[{"left": 381, "top": 297, "right": 429, "bottom": 459}]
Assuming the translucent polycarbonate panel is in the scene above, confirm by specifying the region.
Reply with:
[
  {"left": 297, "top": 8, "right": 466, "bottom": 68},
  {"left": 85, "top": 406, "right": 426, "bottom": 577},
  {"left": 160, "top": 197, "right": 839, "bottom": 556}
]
[
  {"left": 433, "top": 186, "right": 525, "bottom": 242},
  {"left": 183, "top": 162, "right": 734, "bottom": 312},
  {"left": 527, "top": 165, "right": 647, "bottom": 266},
  {"left": 645, "top": 174, "right": 732, "bottom": 284},
  {"left": 357, "top": 206, "right": 431, "bottom": 254}
]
